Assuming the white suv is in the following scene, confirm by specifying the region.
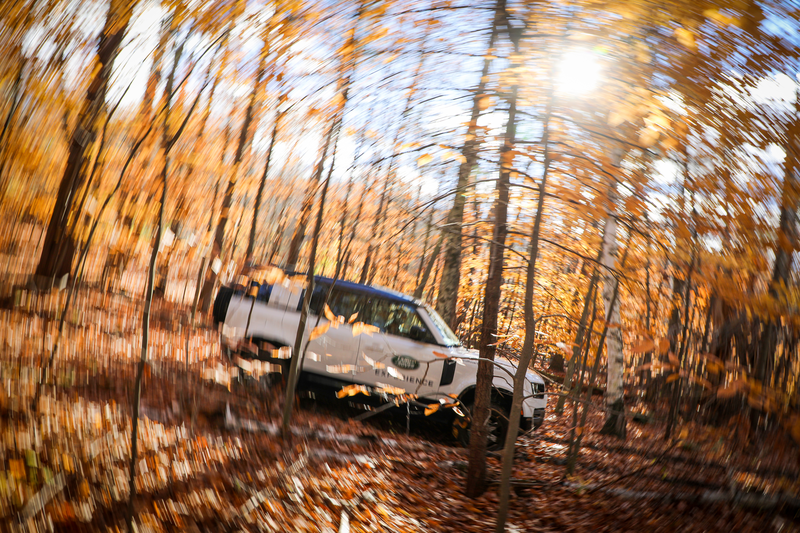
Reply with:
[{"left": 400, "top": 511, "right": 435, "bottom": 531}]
[{"left": 213, "top": 275, "right": 546, "bottom": 446}]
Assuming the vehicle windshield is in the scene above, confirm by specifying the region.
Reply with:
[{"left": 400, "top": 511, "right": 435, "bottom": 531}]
[{"left": 423, "top": 305, "right": 461, "bottom": 347}]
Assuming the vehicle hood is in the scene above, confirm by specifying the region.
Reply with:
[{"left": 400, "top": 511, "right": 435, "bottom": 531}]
[{"left": 451, "top": 347, "right": 545, "bottom": 385}]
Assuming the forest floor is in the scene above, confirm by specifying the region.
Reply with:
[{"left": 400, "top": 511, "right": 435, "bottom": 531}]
[{"left": 0, "top": 290, "right": 799, "bottom": 532}]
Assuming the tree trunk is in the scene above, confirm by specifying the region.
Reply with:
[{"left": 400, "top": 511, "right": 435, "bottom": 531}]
[
  {"left": 127, "top": 141, "right": 168, "bottom": 533},
  {"left": 282, "top": 1, "right": 362, "bottom": 432},
  {"left": 567, "top": 240, "right": 630, "bottom": 474},
  {"left": 554, "top": 264, "right": 600, "bottom": 415},
  {"left": 415, "top": 205, "right": 435, "bottom": 286},
  {"left": 35, "top": 0, "right": 130, "bottom": 282},
  {"left": 286, "top": 119, "right": 338, "bottom": 271},
  {"left": 153, "top": 30, "right": 186, "bottom": 298},
  {"left": 341, "top": 163, "right": 372, "bottom": 280},
  {"left": 465, "top": 72, "right": 516, "bottom": 499},
  {"left": 334, "top": 110, "right": 373, "bottom": 278},
  {"left": 268, "top": 202, "right": 289, "bottom": 264},
  {"left": 435, "top": 0, "right": 503, "bottom": 328},
  {"left": 496, "top": 41, "right": 548, "bottom": 528},
  {"left": 757, "top": 89, "right": 799, "bottom": 391},
  {"left": 643, "top": 219, "right": 654, "bottom": 396},
  {"left": 414, "top": 233, "right": 443, "bottom": 300},
  {"left": 0, "top": 51, "right": 26, "bottom": 199},
  {"left": 283, "top": 120, "right": 341, "bottom": 436},
  {"left": 246, "top": 108, "right": 283, "bottom": 264},
  {"left": 286, "top": 4, "right": 365, "bottom": 271},
  {"left": 599, "top": 180, "right": 626, "bottom": 439},
  {"left": 128, "top": 11, "right": 185, "bottom": 524},
  {"left": 198, "top": 45, "right": 267, "bottom": 310},
  {"left": 358, "top": 168, "right": 389, "bottom": 284},
  {"left": 565, "top": 293, "right": 598, "bottom": 475},
  {"left": 665, "top": 259, "right": 694, "bottom": 439}
]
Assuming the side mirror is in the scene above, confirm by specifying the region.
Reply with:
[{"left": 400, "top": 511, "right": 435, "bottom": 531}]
[{"left": 409, "top": 325, "right": 427, "bottom": 342}]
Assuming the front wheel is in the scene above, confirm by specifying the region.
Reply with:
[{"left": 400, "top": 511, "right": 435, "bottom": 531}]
[{"left": 453, "top": 400, "right": 509, "bottom": 452}]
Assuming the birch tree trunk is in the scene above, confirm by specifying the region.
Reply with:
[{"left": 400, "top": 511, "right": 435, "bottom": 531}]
[{"left": 599, "top": 178, "right": 625, "bottom": 438}]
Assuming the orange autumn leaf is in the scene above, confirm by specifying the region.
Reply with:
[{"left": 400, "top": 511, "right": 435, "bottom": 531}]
[
  {"left": 631, "top": 338, "right": 655, "bottom": 353},
  {"left": 310, "top": 322, "right": 330, "bottom": 340},
  {"left": 352, "top": 322, "right": 379, "bottom": 336}
]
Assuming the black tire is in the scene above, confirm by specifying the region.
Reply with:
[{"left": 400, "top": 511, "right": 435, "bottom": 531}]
[{"left": 453, "top": 400, "right": 510, "bottom": 452}]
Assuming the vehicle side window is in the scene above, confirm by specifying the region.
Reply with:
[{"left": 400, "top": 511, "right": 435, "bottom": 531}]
[
  {"left": 365, "top": 298, "right": 434, "bottom": 342},
  {"left": 256, "top": 283, "right": 272, "bottom": 303},
  {"left": 328, "top": 289, "right": 364, "bottom": 321},
  {"left": 308, "top": 283, "right": 330, "bottom": 315},
  {"left": 409, "top": 311, "right": 436, "bottom": 343}
]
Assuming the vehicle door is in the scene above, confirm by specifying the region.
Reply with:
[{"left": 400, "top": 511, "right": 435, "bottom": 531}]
[
  {"left": 302, "top": 285, "right": 366, "bottom": 381},
  {"left": 359, "top": 297, "right": 442, "bottom": 398}
]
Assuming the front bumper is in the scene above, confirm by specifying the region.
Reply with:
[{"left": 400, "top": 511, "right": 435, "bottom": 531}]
[{"left": 521, "top": 408, "right": 546, "bottom": 432}]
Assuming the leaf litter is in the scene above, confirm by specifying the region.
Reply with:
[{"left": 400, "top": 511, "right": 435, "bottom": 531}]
[{"left": 0, "top": 296, "right": 796, "bottom": 532}]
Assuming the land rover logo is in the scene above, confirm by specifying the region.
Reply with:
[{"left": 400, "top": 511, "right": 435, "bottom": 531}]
[{"left": 392, "top": 355, "right": 419, "bottom": 370}]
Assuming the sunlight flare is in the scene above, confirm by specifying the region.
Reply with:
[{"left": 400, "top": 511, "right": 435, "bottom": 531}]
[{"left": 557, "top": 50, "right": 602, "bottom": 95}]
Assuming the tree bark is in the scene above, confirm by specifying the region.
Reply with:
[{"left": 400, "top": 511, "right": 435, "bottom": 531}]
[
  {"left": 599, "top": 172, "right": 625, "bottom": 438},
  {"left": 341, "top": 162, "right": 372, "bottom": 280},
  {"left": 465, "top": 75, "right": 516, "bottom": 499},
  {"left": 286, "top": 4, "right": 365, "bottom": 271},
  {"left": 358, "top": 166, "right": 389, "bottom": 284},
  {"left": 283, "top": 120, "right": 341, "bottom": 436},
  {"left": 554, "top": 264, "right": 600, "bottom": 415},
  {"left": 496, "top": 42, "right": 548, "bottom": 528},
  {"left": 0, "top": 50, "right": 26, "bottom": 200},
  {"left": 414, "top": 233, "right": 443, "bottom": 300},
  {"left": 435, "top": 0, "right": 503, "bottom": 328},
  {"left": 199, "top": 42, "right": 267, "bottom": 310},
  {"left": 127, "top": 138, "right": 168, "bottom": 533},
  {"left": 128, "top": 11, "right": 186, "bottom": 525},
  {"left": 282, "top": 1, "right": 362, "bottom": 432},
  {"left": 286, "top": 118, "right": 338, "bottom": 271},
  {"left": 35, "top": 0, "right": 130, "bottom": 282},
  {"left": 415, "top": 205, "right": 435, "bottom": 286},
  {"left": 567, "top": 239, "right": 630, "bottom": 474},
  {"left": 756, "top": 89, "right": 799, "bottom": 390},
  {"left": 334, "top": 110, "right": 373, "bottom": 278},
  {"left": 246, "top": 108, "right": 283, "bottom": 264}
]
